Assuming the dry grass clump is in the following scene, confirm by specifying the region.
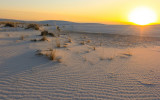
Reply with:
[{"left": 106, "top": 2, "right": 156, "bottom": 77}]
[
  {"left": 93, "top": 46, "right": 96, "bottom": 50},
  {"left": 36, "top": 49, "right": 62, "bottom": 63},
  {"left": 80, "top": 41, "right": 85, "bottom": 45},
  {"left": 4, "top": 23, "right": 15, "bottom": 27},
  {"left": 31, "top": 36, "right": 49, "bottom": 42},
  {"left": 68, "top": 37, "right": 72, "bottom": 43},
  {"left": 63, "top": 44, "right": 67, "bottom": 48},
  {"left": 41, "top": 30, "right": 55, "bottom": 37},
  {"left": 50, "top": 50, "right": 56, "bottom": 60},
  {"left": 40, "top": 36, "right": 48, "bottom": 41},
  {"left": 26, "top": 24, "right": 39, "bottom": 30},
  {"left": 56, "top": 26, "right": 61, "bottom": 37},
  {"left": 41, "top": 30, "right": 48, "bottom": 36},
  {"left": 56, "top": 26, "right": 61, "bottom": 32},
  {"left": 86, "top": 40, "right": 91, "bottom": 43}
]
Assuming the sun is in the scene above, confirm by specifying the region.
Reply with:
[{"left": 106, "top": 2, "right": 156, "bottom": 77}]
[{"left": 129, "top": 7, "right": 157, "bottom": 25}]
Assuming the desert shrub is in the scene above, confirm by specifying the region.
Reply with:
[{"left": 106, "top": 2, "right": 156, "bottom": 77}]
[
  {"left": 4, "top": 23, "right": 15, "bottom": 27},
  {"left": 40, "top": 36, "right": 48, "bottom": 41},
  {"left": 68, "top": 37, "right": 72, "bottom": 43},
  {"left": 41, "top": 31, "right": 55, "bottom": 37},
  {"left": 86, "top": 40, "right": 91, "bottom": 43},
  {"left": 50, "top": 50, "right": 56, "bottom": 60},
  {"left": 26, "top": 24, "right": 39, "bottom": 30},
  {"left": 41, "top": 30, "right": 48, "bottom": 36},
  {"left": 56, "top": 26, "right": 61, "bottom": 32},
  {"left": 80, "top": 41, "right": 85, "bottom": 45}
]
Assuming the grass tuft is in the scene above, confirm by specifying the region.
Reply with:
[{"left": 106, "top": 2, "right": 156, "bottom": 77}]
[
  {"left": 40, "top": 36, "right": 48, "bottom": 41},
  {"left": 80, "top": 41, "right": 85, "bottom": 45},
  {"left": 50, "top": 50, "right": 56, "bottom": 61},
  {"left": 26, "top": 24, "right": 39, "bottom": 30},
  {"left": 5, "top": 23, "right": 15, "bottom": 27}
]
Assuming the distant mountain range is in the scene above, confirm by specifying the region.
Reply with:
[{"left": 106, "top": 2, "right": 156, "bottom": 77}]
[{"left": 0, "top": 18, "right": 106, "bottom": 26}]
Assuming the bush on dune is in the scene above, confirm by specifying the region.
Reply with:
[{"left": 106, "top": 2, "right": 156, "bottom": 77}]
[
  {"left": 4, "top": 23, "right": 15, "bottom": 27},
  {"left": 41, "top": 30, "right": 55, "bottom": 37},
  {"left": 26, "top": 24, "right": 40, "bottom": 30}
]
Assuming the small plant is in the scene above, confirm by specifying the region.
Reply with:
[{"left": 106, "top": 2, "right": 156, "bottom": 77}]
[
  {"left": 56, "top": 26, "right": 61, "bottom": 32},
  {"left": 41, "top": 30, "right": 48, "bottom": 36},
  {"left": 93, "top": 46, "right": 96, "bottom": 50},
  {"left": 56, "top": 26, "right": 61, "bottom": 37},
  {"left": 40, "top": 36, "right": 48, "bottom": 41},
  {"left": 86, "top": 40, "right": 91, "bottom": 43},
  {"left": 48, "top": 33, "right": 55, "bottom": 37},
  {"left": 80, "top": 41, "right": 85, "bottom": 45},
  {"left": 50, "top": 50, "right": 56, "bottom": 60},
  {"left": 68, "top": 38, "right": 72, "bottom": 43},
  {"left": 26, "top": 24, "right": 39, "bottom": 30},
  {"left": 40, "top": 30, "right": 55, "bottom": 37},
  {"left": 5, "top": 23, "right": 15, "bottom": 27},
  {"left": 63, "top": 45, "right": 67, "bottom": 48}
]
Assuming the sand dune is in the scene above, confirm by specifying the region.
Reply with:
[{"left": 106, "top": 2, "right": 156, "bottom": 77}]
[{"left": 0, "top": 25, "right": 160, "bottom": 99}]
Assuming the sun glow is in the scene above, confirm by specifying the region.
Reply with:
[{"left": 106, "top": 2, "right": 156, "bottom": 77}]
[{"left": 129, "top": 7, "right": 157, "bottom": 25}]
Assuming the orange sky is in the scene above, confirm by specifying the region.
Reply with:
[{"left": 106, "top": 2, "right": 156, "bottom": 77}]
[{"left": 0, "top": 0, "right": 160, "bottom": 25}]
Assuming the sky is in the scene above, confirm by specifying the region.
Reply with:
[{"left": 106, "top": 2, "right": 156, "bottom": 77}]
[{"left": 0, "top": 0, "right": 160, "bottom": 25}]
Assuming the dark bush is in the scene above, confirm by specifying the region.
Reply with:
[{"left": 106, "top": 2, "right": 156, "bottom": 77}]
[
  {"left": 26, "top": 24, "right": 39, "bottom": 30},
  {"left": 41, "top": 30, "right": 55, "bottom": 37},
  {"left": 41, "top": 30, "right": 48, "bottom": 36},
  {"left": 4, "top": 23, "right": 15, "bottom": 27}
]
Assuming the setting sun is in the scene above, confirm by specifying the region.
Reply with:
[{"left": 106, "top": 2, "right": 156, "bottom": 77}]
[{"left": 129, "top": 7, "right": 157, "bottom": 25}]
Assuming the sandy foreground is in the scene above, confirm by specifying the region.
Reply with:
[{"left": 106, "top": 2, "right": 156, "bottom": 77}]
[{"left": 0, "top": 27, "right": 160, "bottom": 100}]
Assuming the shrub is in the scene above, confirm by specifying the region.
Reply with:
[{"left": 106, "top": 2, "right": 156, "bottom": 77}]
[
  {"left": 50, "top": 50, "right": 56, "bottom": 60},
  {"left": 26, "top": 24, "right": 39, "bottom": 30},
  {"left": 68, "top": 37, "right": 72, "bottom": 43},
  {"left": 41, "top": 30, "right": 48, "bottom": 36},
  {"left": 5, "top": 23, "right": 15, "bottom": 27},
  {"left": 40, "top": 36, "right": 48, "bottom": 41},
  {"left": 41, "top": 30, "right": 55, "bottom": 37},
  {"left": 80, "top": 41, "right": 85, "bottom": 45}
]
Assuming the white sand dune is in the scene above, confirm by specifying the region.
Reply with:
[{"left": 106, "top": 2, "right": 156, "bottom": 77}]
[{"left": 0, "top": 26, "right": 160, "bottom": 99}]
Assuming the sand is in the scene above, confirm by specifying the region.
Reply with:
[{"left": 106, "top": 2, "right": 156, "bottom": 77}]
[{"left": 0, "top": 25, "right": 160, "bottom": 99}]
